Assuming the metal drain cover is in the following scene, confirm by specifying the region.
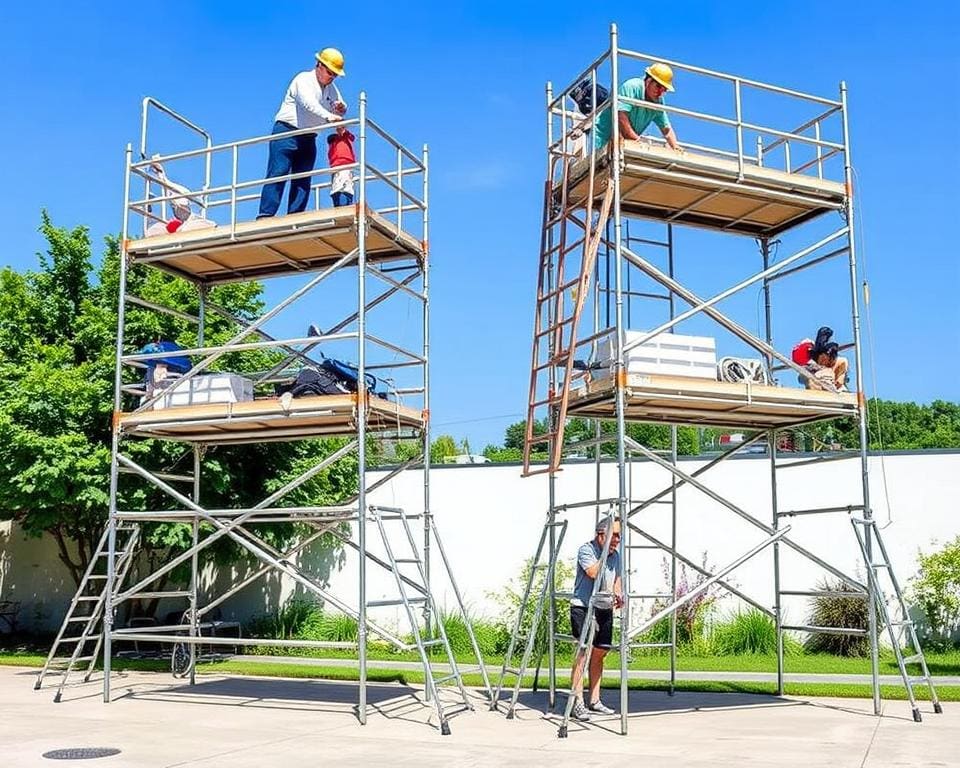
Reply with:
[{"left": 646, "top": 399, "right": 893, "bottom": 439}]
[{"left": 43, "top": 747, "right": 121, "bottom": 760}]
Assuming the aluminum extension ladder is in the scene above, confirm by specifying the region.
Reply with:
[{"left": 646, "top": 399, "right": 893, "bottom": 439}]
[
  {"left": 851, "top": 517, "right": 943, "bottom": 721},
  {"left": 35, "top": 523, "right": 141, "bottom": 702},
  {"left": 370, "top": 506, "right": 476, "bottom": 735}
]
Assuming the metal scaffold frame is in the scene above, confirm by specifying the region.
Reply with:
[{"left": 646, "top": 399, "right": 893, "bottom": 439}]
[
  {"left": 35, "top": 94, "right": 491, "bottom": 735},
  {"left": 502, "top": 24, "right": 941, "bottom": 736}
]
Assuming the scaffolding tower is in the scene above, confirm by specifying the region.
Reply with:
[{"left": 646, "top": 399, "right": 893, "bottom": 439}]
[
  {"left": 36, "top": 95, "right": 490, "bottom": 735},
  {"left": 499, "top": 25, "right": 941, "bottom": 736}
]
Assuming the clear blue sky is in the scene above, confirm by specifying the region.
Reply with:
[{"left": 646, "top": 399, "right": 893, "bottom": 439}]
[{"left": 2, "top": 1, "right": 958, "bottom": 449}]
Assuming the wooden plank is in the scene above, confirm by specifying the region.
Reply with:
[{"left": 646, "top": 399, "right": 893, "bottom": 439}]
[
  {"left": 126, "top": 209, "right": 422, "bottom": 282},
  {"left": 119, "top": 394, "right": 423, "bottom": 430},
  {"left": 563, "top": 142, "right": 844, "bottom": 236},
  {"left": 567, "top": 373, "right": 857, "bottom": 429}
]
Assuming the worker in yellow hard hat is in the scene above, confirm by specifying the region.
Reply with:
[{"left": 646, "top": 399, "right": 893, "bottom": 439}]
[
  {"left": 258, "top": 48, "right": 348, "bottom": 218},
  {"left": 593, "top": 62, "right": 683, "bottom": 153}
]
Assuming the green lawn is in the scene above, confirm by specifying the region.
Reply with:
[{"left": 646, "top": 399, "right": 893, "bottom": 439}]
[
  {"left": 4, "top": 649, "right": 958, "bottom": 703},
  {"left": 4, "top": 654, "right": 955, "bottom": 703},
  {"left": 5, "top": 648, "right": 959, "bottom": 677}
]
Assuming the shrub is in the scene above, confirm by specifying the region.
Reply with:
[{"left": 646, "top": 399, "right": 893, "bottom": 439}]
[
  {"left": 437, "top": 609, "right": 509, "bottom": 657},
  {"left": 634, "top": 554, "right": 727, "bottom": 653},
  {"left": 246, "top": 598, "right": 319, "bottom": 640},
  {"left": 910, "top": 536, "right": 960, "bottom": 650},
  {"left": 804, "top": 578, "right": 874, "bottom": 657},
  {"left": 711, "top": 608, "right": 800, "bottom": 655},
  {"left": 299, "top": 610, "right": 358, "bottom": 643}
]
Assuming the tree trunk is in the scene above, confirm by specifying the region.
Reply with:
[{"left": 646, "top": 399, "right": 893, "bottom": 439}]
[{"left": 51, "top": 526, "right": 83, "bottom": 587}]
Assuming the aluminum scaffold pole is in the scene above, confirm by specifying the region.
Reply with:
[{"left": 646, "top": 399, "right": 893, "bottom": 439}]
[{"left": 840, "top": 80, "right": 881, "bottom": 714}]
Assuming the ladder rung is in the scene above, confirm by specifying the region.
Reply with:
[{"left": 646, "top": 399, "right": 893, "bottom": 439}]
[
  {"left": 534, "top": 318, "right": 575, "bottom": 339},
  {"left": 58, "top": 636, "right": 93, "bottom": 644},
  {"left": 631, "top": 642, "right": 673, "bottom": 649},
  {"left": 433, "top": 674, "right": 459, "bottom": 686},
  {"left": 908, "top": 677, "right": 931, "bottom": 685},
  {"left": 87, "top": 575, "right": 108, "bottom": 580},
  {"left": 782, "top": 624, "right": 868, "bottom": 636},
  {"left": 421, "top": 639, "right": 445, "bottom": 648},
  {"left": 889, "top": 620, "right": 915, "bottom": 627},
  {"left": 554, "top": 633, "right": 577, "bottom": 644},
  {"left": 502, "top": 667, "right": 522, "bottom": 677},
  {"left": 539, "top": 278, "right": 581, "bottom": 302},
  {"left": 76, "top": 596, "right": 103, "bottom": 602},
  {"left": 130, "top": 591, "right": 191, "bottom": 599},
  {"left": 870, "top": 563, "right": 891, "bottom": 569},
  {"left": 72, "top": 656, "right": 96, "bottom": 664},
  {"left": 394, "top": 558, "right": 421, "bottom": 564},
  {"left": 67, "top": 616, "right": 95, "bottom": 623},
  {"left": 780, "top": 590, "right": 866, "bottom": 599},
  {"left": 902, "top": 654, "right": 923, "bottom": 665},
  {"left": 630, "top": 593, "right": 672, "bottom": 600},
  {"left": 367, "top": 597, "right": 427, "bottom": 608}
]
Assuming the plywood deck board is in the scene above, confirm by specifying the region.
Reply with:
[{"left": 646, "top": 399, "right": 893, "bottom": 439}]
[
  {"left": 562, "top": 142, "right": 844, "bottom": 236},
  {"left": 126, "top": 209, "right": 421, "bottom": 282},
  {"left": 567, "top": 373, "right": 857, "bottom": 429},
  {"left": 118, "top": 394, "right": 424, "bottom": 442}
]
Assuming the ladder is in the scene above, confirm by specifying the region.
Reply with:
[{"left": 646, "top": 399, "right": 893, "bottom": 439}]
[
  {"left": 851, "top": 517, "right": 943, "bottom": 721},
  {"left": 35, "top": 523, "right": 141, "bottom": 702},
  {"left": 370, "top": 506, "right": 474, "bottom": 735},
  {"left": 523, "top": 151, "right": 614, "bottom": 476},
  {"left": 491, "top": 516, "right": 568, "bottom": 718}
]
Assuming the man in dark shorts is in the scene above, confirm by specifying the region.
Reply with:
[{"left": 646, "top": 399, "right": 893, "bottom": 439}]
[{"left": 569, "top": 515, "right": 623, "bottom": 721}]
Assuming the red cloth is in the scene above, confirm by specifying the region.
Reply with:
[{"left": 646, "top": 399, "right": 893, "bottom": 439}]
[
  {"left": 791, "top": 340, "right": 813, "bottom": 365},
  {"left": 327, "top": 130, "right": 356, "bottom": 167},
  {"left": 166, "top": 219, "right": 184, "bottom": 234}
]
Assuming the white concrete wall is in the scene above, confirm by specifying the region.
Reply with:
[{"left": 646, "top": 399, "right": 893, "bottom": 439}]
[{"left": 2, "top": 451, "right": 957, "bottom": 635}]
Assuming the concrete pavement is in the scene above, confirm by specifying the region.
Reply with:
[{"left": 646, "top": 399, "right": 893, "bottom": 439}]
[{"left": 2, "top": 665, "right": 958, "bottom": 767}]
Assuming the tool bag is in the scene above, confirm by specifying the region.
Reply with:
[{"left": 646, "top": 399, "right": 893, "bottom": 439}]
[{"left": 279, "top": 358, "right": 386, "bottom": 399}]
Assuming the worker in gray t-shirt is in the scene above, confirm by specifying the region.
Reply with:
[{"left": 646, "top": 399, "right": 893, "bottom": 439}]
[{"left": 568, "top": 515, "right": 623, "bottom": 722}]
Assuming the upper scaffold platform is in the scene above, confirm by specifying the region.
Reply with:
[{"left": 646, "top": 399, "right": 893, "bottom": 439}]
[
  {"left": 124, "top": 97, "right": 427, "bottom": 285},
  {"left": 551, "top": 43, "right": 849, "bottom": 237},
  {"left": 126, "top": 206, "right": 424, "bottom": 284},
  {"left": 564, "top": 139, "right": 846, "bottom": 237}
]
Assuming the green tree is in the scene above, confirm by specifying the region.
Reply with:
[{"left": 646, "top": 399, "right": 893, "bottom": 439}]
[
  {"left": 0, "top": 214, "right": 353, "bottom": 590},
  {"left": 910, "top": 536, "right": 960, "bottom": 649},
  {"left": 430, "top": 434, "right": 459, "bottom": 463}
]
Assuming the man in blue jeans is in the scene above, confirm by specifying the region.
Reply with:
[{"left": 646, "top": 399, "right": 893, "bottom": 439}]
[{"left": 258, "top": 48, "right": 348, "bottom": 218}]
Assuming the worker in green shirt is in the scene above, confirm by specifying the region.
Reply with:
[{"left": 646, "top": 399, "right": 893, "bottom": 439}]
[{"left": 593, "top": 63, "right": 683, "bottom": 153}]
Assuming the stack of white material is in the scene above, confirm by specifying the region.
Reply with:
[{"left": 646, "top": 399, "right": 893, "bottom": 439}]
[
  {"left": 598, "top": 331, "right": 717, "bottom": 379},
  {"left": 152, "top": 373, "right": 254, "bottom": 410}
]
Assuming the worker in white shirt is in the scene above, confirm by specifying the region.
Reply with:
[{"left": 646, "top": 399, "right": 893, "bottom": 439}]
[{"left": 257, "top": 48, "right": 347, "bottom": 218}]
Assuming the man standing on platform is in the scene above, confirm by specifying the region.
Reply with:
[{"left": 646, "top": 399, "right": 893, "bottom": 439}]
[
  {"left": 258, "top": 48, "right": 348, "bottom": 218},
  {"left": 568, "top": 515, "right": 623, "bottom": 722},
  {"left": 593, "top": 62, "right": 683, "bottom": 152}
]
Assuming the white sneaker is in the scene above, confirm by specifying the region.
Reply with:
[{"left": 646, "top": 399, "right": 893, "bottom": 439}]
[
  {"left": 588, "top": 699, "right": 615, "bottom": 715},
  {"left": 570, "top": 700, "right": 591, "bottom": 722}
]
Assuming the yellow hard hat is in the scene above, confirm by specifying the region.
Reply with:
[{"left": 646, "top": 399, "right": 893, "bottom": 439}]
[
  {"left": 645, "top": 62, "right": 675, "bottom": 92},
  {"left": 316, "top": 47, "right": 346, "bottom": 77}
]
